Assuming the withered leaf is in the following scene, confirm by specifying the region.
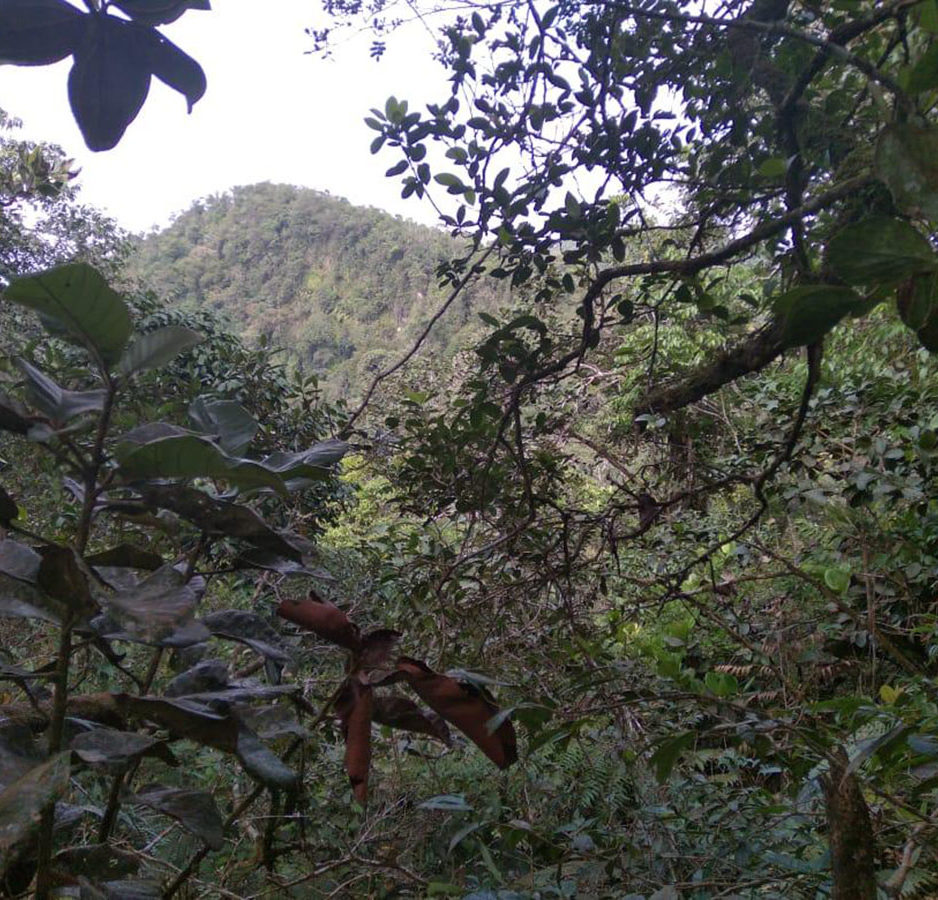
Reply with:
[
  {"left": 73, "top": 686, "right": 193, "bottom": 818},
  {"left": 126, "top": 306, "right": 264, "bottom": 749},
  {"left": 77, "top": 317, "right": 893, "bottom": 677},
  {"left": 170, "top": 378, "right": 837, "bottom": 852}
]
[
  {"left": 336, "top": 679, "right": 372, "bottom": 805},
  {"left": 373, "top": 695, "right": 452, "bottom": 746},
  {"left": 131, "top": 784, "right": 223, "bottom": 849},
  {"left": 396, "top": 657, "right": 517, "bottom": 770},
  {"left": 277, "top": 591, "right": 361, "bottom": 651}
]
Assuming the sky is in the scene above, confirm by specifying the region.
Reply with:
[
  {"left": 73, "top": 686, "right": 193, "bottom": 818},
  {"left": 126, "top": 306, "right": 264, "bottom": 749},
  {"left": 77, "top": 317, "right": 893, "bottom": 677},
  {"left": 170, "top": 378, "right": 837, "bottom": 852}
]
[{"left": 0, "top": 1, "right": 447, "bottom": 233}]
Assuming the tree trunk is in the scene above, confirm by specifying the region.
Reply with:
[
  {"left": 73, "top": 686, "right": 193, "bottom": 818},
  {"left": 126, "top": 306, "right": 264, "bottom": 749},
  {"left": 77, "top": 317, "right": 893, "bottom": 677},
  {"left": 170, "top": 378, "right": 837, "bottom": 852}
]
[{"left": 822, "top": 748, "right": 878, "bottom": 900}]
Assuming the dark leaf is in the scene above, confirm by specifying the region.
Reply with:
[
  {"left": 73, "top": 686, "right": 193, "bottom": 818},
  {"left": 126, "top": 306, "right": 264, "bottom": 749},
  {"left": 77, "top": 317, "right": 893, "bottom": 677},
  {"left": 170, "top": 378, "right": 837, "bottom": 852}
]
[
  {"left": 70, "top": 727, "right": 177, "bottom": 773},
  {"left": 396, "top": 658, "right": 517, "bottom": 769},
  {"left": 37, "top": 545, "right": 97, "bottom": 617},
  {"left": 114, "top": 694, "right": 239, "bottom": 752},
  {"left": 650, "top": 731, "right": 696, "bottom": 783},
  {"left": 54, "top": 843, "right": 139, "bottom": 880},
  {"left": 0, "top": 538, "right": 41, "bottom": 583},
  {"left": 80, "top": 878, "right": 162, "bottom": 899},
  {"left": 234, "top": 725, "right": 298, "bottom": 789},
  {"left": 85, "top": 544, "right": 165, "bottom": 571},
  {"left": 137, "top": 25, "right": 206, "bottom": 112},
  {"left": 827, "top": 217, "right": 937, "bottom": 285},
  {"left": 131, "top": 784, "right": 223, "bottom": 849},
  {"left": 164, "top": 659, "right": 229, "bottom": 697},
  {"left": 775, "top": 285, "right": 866, "bottom": 348},
  {"left": 373, "top": 695, "right": 452, "bottom": 745},
  {"left": 0, "top": 0, "right": 86, "bottom": 66},
  {"left": 0, "top": 487, "right": 17, "bottom": 527},
  {"left": 3, "top": 263, "right": 132, "bottom": 365},
  {"left": 68, "top": 13, "right": 151, "bottom": 152},
  {"left": 111, "top": 0, "right": 210, "bottom": 26},
  {"left": 235, "top": 703, "right": 308, "bottom": 741},
  {"left": 103, "top": 564, "right": 202, "bottom": 645},
  {"left": 0, "top": 572, "right": 61, "bottom": 623},
  {"left": 189, "top": 397, "right": 258, "bottom": 455},
  {"left": 875, "top": 123, "right": 938, "bottom": 220},
  {"left": 277, "top": 590, "right": 361, "bottom": 651},
  {"left": 138, "top": 484, "right": 310, "bottom": 560},
  {"left": 15, "top": 358, "right": 106, "bottom": 424},
  {"left": 0, "top": 393, "right": 32, "bottom": 434},
  {"left": 0, "top": 753, "right": 70, "bottom": 863},
  {"left": 201, "top": 610, "right": 291, "bottom": 665},
  {"left": 119, "top": 325, "right": 203, "bottom": 375},
  {"left": 0, "top": 722, "right": 45, "bottom": 791},
  {"left": 117, "top": 435, "right": 287, "bottom": 494}
]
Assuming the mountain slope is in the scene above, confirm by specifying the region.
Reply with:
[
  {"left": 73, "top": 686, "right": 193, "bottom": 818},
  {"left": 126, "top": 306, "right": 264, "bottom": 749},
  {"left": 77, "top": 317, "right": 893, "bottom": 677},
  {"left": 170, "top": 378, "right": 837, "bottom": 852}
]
[{"left": 129, "top": 183, "right": 498, "bottom": 396}]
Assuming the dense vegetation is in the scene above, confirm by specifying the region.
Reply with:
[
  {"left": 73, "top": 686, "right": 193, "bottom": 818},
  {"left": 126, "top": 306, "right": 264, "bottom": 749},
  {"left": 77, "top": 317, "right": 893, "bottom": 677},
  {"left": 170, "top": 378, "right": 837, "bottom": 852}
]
[
  {"left": 129, "top": 184, "right": 502, "bottom": 397},
  {"left": 1, "top": 0, "right": 938, "bottom": 898}
]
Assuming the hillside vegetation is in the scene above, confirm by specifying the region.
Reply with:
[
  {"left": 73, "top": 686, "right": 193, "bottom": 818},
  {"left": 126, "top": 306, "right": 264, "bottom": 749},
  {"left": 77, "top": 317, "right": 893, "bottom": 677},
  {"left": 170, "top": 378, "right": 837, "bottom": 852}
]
[{"left": 129, "top": 183, "right": 501, "bottom": 395}]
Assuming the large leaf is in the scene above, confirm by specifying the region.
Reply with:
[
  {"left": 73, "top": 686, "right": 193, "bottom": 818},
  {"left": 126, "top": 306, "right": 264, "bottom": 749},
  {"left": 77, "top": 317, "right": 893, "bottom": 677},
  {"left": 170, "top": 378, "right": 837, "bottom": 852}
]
[
  {"left": 138, "top": 484, "right": 310, "bottom": 560},
  {"left": 0, "top": 753, "right": 70, "bottom": 863},
  {"left": 113, "top": 695, "right": 296, "bottom": 788},
  {"left": 650, "top": 731, "right": 696, "bottom": 783},
  {"left": 235, "top": 703, "right": 308, "bottom": 741},
  {"left": 112, "top": 0, "right": 211, "bottom": 26},
  {"left": 0, "top": 722, "right": 45, "bottom": 790},
  {"left": 68, "top": 14, "right": 152, "bottom": 151},
  {"left": 277, "top": 591, "right": 362, "bottom": 651},
  {"left": 137, "top": 25, "right": 206, "bottom": 112},
  {"left": 131, "top": 784, "right": 223, "bottom": 849},
  {"left": 201, "top": 610, "right": 291, "bottom": 666},
  {"left": 53, "top": 844, "right": 139, "bottom": 880},
  {"left": 827, "top": 218, "right": 938, "bottom": 285},
  {"left": 3, "top": 263, "right": 132, "bottom": 366},
  {"left": 164, "top": 659, "right": 229, "bottom": 697},
  {"left": 0, "top": 487, "right": 18, "bottom": 526},
  {"left": 119, "top": 325, "right": 203, "bottom": 375},
  {"left": 117, "top": 434, "right": 288, "bottom": 494},
  {"left": 0, "top": 538, "right": 41, "bottom": 583},
  {"left": 37, "top": 545, "right": 97, "bottom": 618},
  {"left": 875, "top": 123, "right": 938, "bottom": 221},
  {"left": 396, "top": 658, "right": 517, "bottom": 769},
  {"left": 0, "top": 0, "right": 86, "bottom": 66},
  {"left": 15, "top": 358, "right": 106, "bottom": 424},
  {"left": 103, "top": 564, "right": 202, "bottom": 645},
  {"left": 898, "top": 272, "right": 938, "bottom": 352},
  {"left": 0, "top": 572, "right": 61, "bottom": 623},
  {"left": 373, "top": 695, "right": 452, "bottom": 745},
  {"left": 189, "top": 397, "right": 258, "bottom": 455},
  {"left": 260, "top": 439, "right": 350, "bottom": 490},
  {"left": 0, "top": 392, "right": 32, "bottom": 435},
  {"left": 357, "top": 629, "right": 402, "bottom": 684},
  {"left": 775, "top": 285, "right": 865, "bottom": 348},
  {"left": 85, "top": 543, "right": 165, "bottom": 571},
  {"left": 70, "top": 727, "right": 177, "bottom": 773}
]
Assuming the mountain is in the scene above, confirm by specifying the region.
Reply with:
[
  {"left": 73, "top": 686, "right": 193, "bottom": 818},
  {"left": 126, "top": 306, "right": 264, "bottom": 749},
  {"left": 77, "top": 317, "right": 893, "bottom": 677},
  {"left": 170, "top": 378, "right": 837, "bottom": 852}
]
[{"left": 129, "top": 183, "right": 500, "bottom": 397}]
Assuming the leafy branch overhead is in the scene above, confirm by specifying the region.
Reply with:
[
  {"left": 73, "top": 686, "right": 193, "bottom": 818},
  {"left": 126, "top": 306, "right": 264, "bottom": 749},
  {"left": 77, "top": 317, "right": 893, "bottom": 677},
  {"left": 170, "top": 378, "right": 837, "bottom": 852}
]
[
  {"left": 0, "top": 0, "right": 209, "bottom": 150},
  {"left": 278, "top": 591, "right": 517, "bottom": 805}
]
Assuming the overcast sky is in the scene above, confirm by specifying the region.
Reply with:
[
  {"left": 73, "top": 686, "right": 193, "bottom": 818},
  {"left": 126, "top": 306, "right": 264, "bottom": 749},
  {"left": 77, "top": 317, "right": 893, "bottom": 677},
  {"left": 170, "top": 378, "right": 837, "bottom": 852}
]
[{"left": 0, "top": 1, "right": 446, "bottom": 232}]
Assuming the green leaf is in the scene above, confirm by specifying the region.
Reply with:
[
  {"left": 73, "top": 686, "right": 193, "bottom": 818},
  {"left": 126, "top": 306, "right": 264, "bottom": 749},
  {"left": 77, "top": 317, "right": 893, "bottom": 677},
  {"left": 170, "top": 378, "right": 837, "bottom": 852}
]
[
  {"left": 875, "top": 124, "right": 938, "bottom": 221},
  {"left": 758, "top": 157, "right": 788, "bottom": 177},
  {"left": 704, "top": 670, "right": 738, "bottom": 697},
  {"left": 904, "top": 43, "right": 938, "bottom": 94},
  {"left": 130, "top": 785, "right": 223, "bottom": 850},
  {"left": 650, "top": 731, "right": 695, "bottom": 783},
  {"left": 828, "top": 217, "right": 937, "bottom": 285},
  {"left": 898, "top": 272, "right": 938, "bottom": 352},
  {"left": 4, "top": 263, "right": 132, "bottom": 366},
  {"left": 823, "top": 567, "right": 851, "bottom": 593},
  {"left": 120, "top": 325, "right": 203, "bottom": 374},
  {"left": 418, "top": 794, "right": 473, "bottom": 811},
  {"left": 116, "top": 435, "right": 287, "bottom": 495},
  {"left": 775, "top": 285, "right": 865, "bottom": 348}
]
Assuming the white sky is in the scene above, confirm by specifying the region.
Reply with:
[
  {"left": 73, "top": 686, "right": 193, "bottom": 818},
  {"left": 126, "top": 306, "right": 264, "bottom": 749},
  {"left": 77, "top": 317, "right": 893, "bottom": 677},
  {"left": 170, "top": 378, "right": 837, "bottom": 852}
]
[{"left": 0, "top": 1, "right": 446, "bottom": 232}]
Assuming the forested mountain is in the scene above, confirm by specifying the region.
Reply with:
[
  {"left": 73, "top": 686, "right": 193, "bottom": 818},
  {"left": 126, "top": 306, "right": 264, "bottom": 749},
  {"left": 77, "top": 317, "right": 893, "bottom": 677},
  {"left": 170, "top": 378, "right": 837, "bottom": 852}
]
[{"left": 129, "top": 183, "right": 500, "bottom": 395}]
